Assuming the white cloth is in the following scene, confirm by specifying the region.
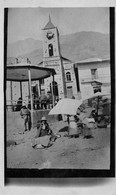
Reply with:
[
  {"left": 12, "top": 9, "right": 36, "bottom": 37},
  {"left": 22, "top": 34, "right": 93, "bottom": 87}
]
[
  {"left": 35, "top": 135, "right": 50, "bottom": 147},
  {"left": 69, "top": 116, "right": 77, "bottom": 128},
  {"left": 86, "top": 118, "right": 95, "bottom": 123}
]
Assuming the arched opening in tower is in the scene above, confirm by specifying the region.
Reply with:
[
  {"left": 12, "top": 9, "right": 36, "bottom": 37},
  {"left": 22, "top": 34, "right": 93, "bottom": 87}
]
[{"left": 48, "top": 44, "right": 54, "bottom": 56}]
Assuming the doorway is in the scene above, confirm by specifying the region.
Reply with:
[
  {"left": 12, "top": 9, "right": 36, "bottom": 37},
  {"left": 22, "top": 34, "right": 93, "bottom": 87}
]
[
  {"left": 67, "top": 86, "right": 73, "bottom": 98},
  {"left": 50, "top": 81, "right": 59, "bottom": 99}
]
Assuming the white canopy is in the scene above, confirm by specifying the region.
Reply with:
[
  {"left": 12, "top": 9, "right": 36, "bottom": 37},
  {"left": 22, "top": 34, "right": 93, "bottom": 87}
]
[{"left": 49, "top": 98, "right": 82, "bottom": 115}]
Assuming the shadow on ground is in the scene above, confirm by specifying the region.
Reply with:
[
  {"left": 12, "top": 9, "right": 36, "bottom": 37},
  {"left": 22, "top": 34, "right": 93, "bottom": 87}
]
[{"left": 58, "top": 126, "right": 68, "bottom": 132}]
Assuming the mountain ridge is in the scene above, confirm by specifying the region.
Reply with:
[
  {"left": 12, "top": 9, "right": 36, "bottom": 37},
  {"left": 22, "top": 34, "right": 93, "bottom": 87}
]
[{"left": 7, "top": 31, "right": 110, "bottom": 64}]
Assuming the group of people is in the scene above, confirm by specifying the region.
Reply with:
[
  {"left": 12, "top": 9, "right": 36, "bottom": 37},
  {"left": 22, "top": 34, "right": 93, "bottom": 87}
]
[
  {"left": 66, "top": 97, "right": 110, "bottom": 139},
  {"left": 19, "top": 104, "right": 94, "bottom": 149},
  {"left": 29, "top": 92, "right": 59, "bottom": 110},
  {"left": 20, "top": 105, "right": 61, "bottom": 148},
  {"left": 16, "top": 92, "right": 59, "bottom": 111},
  {"left": 19, "top": 95, "right": 110, "bottom": 149},
  {"left": 67, "top": 106, "right": 95, "bottom": 139}
]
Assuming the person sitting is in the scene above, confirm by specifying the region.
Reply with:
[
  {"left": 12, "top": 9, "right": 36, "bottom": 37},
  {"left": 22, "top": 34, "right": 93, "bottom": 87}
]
[
  {"left": 40, "top": 95, "right": 48, "bottom": 109},
  {"left": 34, "top": 94, "right": 40, "bottom": 110},
  {"left": 46, "top": 91, "right": 51, "bottom": 109},
  {"left": 20, "top": 105, "right": 31, "bottom": 133},
  {"left": 36, "top": 117, "right": 52, "bottom": 138},
  {"left": 32, "top": 117, "right": 60, "bottom": 149},
  {"left": 77, "top": 111, "right": 94, "bottom": 138}
]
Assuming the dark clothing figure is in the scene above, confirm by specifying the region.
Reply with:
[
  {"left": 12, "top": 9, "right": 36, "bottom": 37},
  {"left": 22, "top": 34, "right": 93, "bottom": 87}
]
[
  {"left": 36, "top": 120, "right": 52, "bottom": 138},
  {"left": 41, "top": 100, "right": 47, "bottom": 109},
  {"left": 67, "top": 115, "right": 70, "bottom": 125},
  {"left": 16, "top": 97, "right": 22, "bottom": 111},
  {"left": 20, "top": 106, "right": 31, "bottom": 133},
  {"left": 35, "top": 97, "right": 40, "bottom": 110},
  {"left": 28, "top": 101, "right": 31, "bottom": 110},
  {"left": 91, "top": 109, "right": 97, "bottom": 122}
]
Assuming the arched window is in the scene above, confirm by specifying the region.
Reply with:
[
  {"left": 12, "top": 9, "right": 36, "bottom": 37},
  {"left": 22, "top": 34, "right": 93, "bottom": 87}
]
[
  {"left": 66, "top": 72, "right": 71, "bottom": 81},
  {"left": 48, "top": 44, "right": 53, "bottom": 56}
]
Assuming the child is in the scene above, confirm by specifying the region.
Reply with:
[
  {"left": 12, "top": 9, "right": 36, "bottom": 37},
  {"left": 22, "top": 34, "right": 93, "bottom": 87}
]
[{"left": 20, "top": 105, "right": 31, "bottom": 133}]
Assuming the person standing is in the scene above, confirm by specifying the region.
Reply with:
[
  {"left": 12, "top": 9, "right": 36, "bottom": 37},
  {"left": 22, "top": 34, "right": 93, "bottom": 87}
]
[{"left": 20, "top": 105, "right": 31, "bottom": 133}]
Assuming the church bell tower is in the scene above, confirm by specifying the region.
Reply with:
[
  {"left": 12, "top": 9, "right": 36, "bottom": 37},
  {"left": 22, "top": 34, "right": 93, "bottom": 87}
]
[
  {"left": 42, "top": 16, "right": 67, "bottom": 98},
  {"left": 42, "top": 15, "right": 61, "bottom": 64}
]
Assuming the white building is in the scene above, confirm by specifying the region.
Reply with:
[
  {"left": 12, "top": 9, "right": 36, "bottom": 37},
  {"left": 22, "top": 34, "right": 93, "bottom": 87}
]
[{"left": 74, "top": 58, "right": 111, "bottom": 99}]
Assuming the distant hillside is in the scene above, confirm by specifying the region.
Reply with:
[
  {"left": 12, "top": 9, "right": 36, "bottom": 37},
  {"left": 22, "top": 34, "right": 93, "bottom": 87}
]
[
  {"left": 7, "top": 38, "right": 42, "bottom": 58},
  {"left": 7, "top": 31, "right": 110, "bottom": 64},
  {"left": 60, "top": 31, "right": 110, "bottom": 62}
]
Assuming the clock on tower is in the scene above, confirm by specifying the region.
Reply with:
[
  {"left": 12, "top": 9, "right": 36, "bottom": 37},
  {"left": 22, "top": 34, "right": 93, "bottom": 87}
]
[
  {"left": 46, "top": 31, "right": 54, "bottom": 40},
  {"left": 43, "top": 16, "right": 60, "bottom": 58}
]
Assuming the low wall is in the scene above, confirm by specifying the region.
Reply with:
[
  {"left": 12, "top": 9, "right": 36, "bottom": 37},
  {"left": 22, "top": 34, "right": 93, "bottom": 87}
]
[{"left": 33, "top": 110, "right": 58, "bottom": 127}]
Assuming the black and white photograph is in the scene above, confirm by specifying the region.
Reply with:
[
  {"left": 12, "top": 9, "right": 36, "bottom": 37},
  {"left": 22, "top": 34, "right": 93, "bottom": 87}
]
[{"left": 4, "top": 7, "right": 115, "bottom": 179}]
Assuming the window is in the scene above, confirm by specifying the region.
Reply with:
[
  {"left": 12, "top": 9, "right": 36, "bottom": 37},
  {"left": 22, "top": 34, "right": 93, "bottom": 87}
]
[
  {"left": 94, "top": 86, "right": 101, "bottom": 93},
  {"left": 66, "top": 72, "right": 71, "bottom": 81},
  {"left": 91, "top": 69, "right": 98, "bottom": 80},
  {"left": 48, "top": 44, "right": 53, "bottom": 56}
]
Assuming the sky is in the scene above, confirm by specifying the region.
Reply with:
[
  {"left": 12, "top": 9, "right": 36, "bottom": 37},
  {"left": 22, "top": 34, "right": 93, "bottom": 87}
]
[{"left": 7, "top": 7, "right": 109, "bottom": 43}]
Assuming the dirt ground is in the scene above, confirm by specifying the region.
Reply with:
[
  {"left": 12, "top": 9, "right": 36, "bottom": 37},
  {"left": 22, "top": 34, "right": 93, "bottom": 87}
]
[{"left": 6, "top": 113, "right": 110, "bottom": 169}]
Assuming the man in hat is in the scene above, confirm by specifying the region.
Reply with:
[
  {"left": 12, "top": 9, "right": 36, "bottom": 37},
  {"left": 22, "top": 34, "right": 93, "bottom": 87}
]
[{"left": 20, "top": 105, "right": 31, "bottom": 133}]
